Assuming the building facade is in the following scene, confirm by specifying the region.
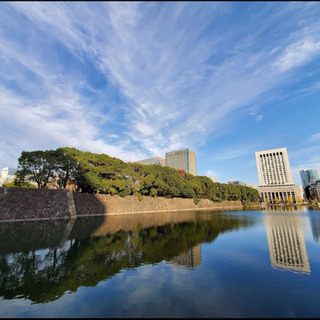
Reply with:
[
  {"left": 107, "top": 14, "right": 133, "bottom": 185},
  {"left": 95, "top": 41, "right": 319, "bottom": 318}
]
[
  {"left": 300, "top": 169, "right": 319, "bottom": 198},
  {"left": 309, "top": 179, "right": 320, "bottom": 201},
  {"left": 0, "top": 167, "right": 17, "bottom": 186},
  {"left": 255, "top": 147, "right": 301, "bottom": 203},
  {"left": 134, "top": 157, "right": 165, "bottom": 166},
  {"left": 165, "top": 148, "right": 196, "bottom": 175}
]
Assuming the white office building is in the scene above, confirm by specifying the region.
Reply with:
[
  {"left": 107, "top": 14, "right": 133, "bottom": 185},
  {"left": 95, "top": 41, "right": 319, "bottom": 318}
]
[
  {"left": 0, "top": 167, "right": 17, "bottom": 186},
  {"left": 255, "top": 147, "right": 301, "bottom": 203}
]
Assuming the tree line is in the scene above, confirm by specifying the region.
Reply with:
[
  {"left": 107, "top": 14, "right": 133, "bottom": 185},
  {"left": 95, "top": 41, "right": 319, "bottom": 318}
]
[{"left": 11, "top": 147, "right": 262, "bottom": 204}]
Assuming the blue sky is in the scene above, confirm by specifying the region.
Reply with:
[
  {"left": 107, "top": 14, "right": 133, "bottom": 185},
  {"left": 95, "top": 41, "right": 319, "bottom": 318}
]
[{"left": 1, "top": 2, "right": 320, "bottom": 186}]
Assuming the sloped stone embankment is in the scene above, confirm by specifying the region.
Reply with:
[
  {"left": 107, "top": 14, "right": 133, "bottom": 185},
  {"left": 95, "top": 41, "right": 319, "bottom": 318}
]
[{"left": 0, "top": 187, "right": 260, "bottom": 221}]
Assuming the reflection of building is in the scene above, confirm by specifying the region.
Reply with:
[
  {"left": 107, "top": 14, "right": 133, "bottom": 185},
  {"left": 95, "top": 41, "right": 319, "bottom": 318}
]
[
  {"left": 165, "top": 148, "right": 196, "bottom": 175},
  {"left": 134, "top": 157, "right": 165, "bottom": 166},
  {"left": 309, "top": 215, "right": 320, "bottom": 243},
  {"left": 264, "top": 213, "right": 310, "bottom": 274},
  {"left": 169, "top": 244, "right": 201, "bottom": 269},
  {"left": 0, "top": 167, "right": 17, "bottom": 186},
  {"left": 255, "top": 147, "right": 301, "bottom": 203}
]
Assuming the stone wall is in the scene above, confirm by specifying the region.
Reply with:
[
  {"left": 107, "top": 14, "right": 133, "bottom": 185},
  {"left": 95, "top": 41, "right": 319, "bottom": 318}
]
[
  {"left": 0, "top": 187, "right": 71, "bottom": 221},
  {"left": 0, "top": 187, "right": 260, "bottom": 222}
]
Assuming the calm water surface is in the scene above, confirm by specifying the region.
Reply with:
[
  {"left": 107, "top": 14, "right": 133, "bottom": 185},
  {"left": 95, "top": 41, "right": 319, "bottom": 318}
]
[{"left": 0, "top": 206, "right": 320, "bottom": 318}]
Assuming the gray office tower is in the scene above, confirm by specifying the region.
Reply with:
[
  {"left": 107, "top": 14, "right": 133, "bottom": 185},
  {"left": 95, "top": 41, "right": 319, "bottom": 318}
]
[
  {"left": 165, "top": 149, "right": 197, "bottom": 175},
  {"left": 300, "top": 169, "right": 319, "bottom": 189}
]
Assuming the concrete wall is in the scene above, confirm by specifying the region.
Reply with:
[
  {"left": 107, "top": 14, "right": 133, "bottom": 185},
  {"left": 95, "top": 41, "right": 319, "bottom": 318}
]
[{"left": 0, "top": 187, "right": 260, "bottom": 222}]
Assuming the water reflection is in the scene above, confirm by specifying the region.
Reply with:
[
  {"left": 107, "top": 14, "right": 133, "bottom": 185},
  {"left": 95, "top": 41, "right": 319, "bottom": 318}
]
[
  {"left": 309, "top": 215, "right": 320, "bottom": 243},
  {"left": 0, "top": 211, "right": 256, "bottom": 304},
  {"left": 169, "top": 244, "right": 201, "bottom": 269},
  {"left": 263, "top": 212, "right": 310, "bottom": 275}
]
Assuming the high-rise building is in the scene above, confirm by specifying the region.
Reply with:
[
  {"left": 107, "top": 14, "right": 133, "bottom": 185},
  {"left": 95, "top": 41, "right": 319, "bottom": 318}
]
[
  {"left": 255, "top": 147, "right": 301, "bottom": 203},
  {"left": 300, "top": 169, "right": 319, "bottom": 189},
  {"left": 165, "top": 148, "right": 196, "bottom": 175},
  {"left": 255, "top": 147, "right": 293, "bottom": 186},
  {"left": 134, "top": 157, "right": 165, "bottom": 166}
]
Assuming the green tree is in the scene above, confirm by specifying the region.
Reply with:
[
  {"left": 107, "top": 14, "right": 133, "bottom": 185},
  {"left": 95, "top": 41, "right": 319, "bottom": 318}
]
[
  {"left": 55, "top": 148, "right": 79, "bottom": 189},
  {"left": 15, "top": 150, "right": 57, "bottom": 188}
]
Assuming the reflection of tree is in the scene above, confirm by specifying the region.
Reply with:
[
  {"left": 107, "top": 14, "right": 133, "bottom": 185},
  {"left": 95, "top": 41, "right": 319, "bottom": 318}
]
[{"left": 0, "top": 213, "right": 255, "bottom": 303}]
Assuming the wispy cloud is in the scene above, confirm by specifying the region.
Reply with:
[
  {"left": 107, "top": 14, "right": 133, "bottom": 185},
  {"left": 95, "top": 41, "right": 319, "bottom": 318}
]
[
  {"left": 205, "top": 170, "right": 217, "bottom": 178},
  {"left": 274, "top": 39, "right": 320, "bottom": 71},
  {"left": 1, "top": 2, "right": 320, "bottom": 175},
  {"left": 307, "top": 133, "right": 320, "bottom": 142},
  {"left": 211, "top": 148, "right": 250, "bottom": 161}
]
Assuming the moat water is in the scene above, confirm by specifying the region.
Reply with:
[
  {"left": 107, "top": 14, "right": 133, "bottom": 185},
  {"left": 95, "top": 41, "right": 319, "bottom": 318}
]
[{"left": 0, "top": 206, "right": 320, "bottom": 318}]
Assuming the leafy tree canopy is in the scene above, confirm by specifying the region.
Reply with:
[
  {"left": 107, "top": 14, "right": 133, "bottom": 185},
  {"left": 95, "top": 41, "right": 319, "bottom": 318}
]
[{"left": 13, "top": 147, "right": 262, "bottom": 203}]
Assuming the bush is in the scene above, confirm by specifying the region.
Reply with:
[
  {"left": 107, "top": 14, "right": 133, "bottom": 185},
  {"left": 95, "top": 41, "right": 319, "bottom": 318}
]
[
  {"left": 134, "top": 192, "right": 144, "bottom": 201},
  {"left": 150, "top": 188, "right": 157, "bottom": 197}
]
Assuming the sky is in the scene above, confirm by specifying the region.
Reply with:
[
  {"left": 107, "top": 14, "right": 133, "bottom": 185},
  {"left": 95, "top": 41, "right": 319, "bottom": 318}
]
[{"left": 1, "top": 1, "right": 320, "bottom": 187}]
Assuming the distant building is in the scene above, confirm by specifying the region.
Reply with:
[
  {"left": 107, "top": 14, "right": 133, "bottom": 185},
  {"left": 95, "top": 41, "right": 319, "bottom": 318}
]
[
  {"left": 0, "top": 167, "right": 17, "bottom": 186},
  {"left": 255, "top": 147, "right": 301, "bottom": 203},
  {"left": 134, "top": 157, "right": 165, "bottom": 166},
  {"left": 165, "top": 148, "right": 196, "bottom": 175},
  {"left": 228, "top": 180, "right": 246, "bottom": 186},
  {"left": 209, "top": 176, "right": 217, "bottom": 182},
  {"left": 228, "top": 180, "right": 256, "bottom": 189},
  {"left": 300, "top": 169, "right": 319, "bottom": 189},
  {"left": 309, "top": 179, "right": 320, "bottom": 201},
  {"left": 300, "top": 169, "right": 319, "bottom": 198}
]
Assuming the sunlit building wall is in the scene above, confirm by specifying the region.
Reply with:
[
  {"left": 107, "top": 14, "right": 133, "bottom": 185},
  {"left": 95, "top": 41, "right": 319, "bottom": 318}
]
[
  {"left": 134, "top": 157, "right": 165, "bottom": 166},
  {"left": 300, "top": 169, "right": 319, "bottom": 189},
  {"left": 255, "top": 147, "right": 293, "bottom": 186},
  {"left": 0, "top": 167, "right": 17, "bottom": 186},
  {"left": 165, "top": 148, "right": 196, "bottom": 175},
  {"left": 255, "top": 147, "right": 300, "bottom": 203}
]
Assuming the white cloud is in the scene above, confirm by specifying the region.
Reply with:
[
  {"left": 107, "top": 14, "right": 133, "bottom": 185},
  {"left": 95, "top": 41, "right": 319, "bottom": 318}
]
[
  {"left": 274, "top": 39, "right": 320, "bottom": 71},
  {"left": 1, "top": 2, "right": 320, "bottom": 170},
  {"left": 307, "top": 133, "right": 320, "bottom": 142},
  {"left": 211, "top": 148, "right": 250, "bottom": 161}
]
